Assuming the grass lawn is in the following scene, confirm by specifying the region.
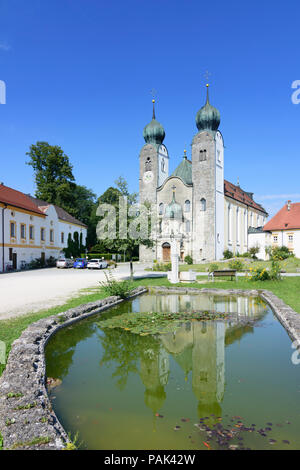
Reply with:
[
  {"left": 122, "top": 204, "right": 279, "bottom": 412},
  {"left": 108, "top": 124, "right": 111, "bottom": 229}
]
[
  {"left": 179, "top": 257, "right": 300, "bottom": 273},
  {"left": 1, "top": 275, "right": 300, "bottom": 377}
]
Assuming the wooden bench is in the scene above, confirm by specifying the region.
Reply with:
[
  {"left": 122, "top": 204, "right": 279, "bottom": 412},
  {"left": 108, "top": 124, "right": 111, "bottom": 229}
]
[{"left": 208, "top": 269, "right": 237, "bottom": 281}]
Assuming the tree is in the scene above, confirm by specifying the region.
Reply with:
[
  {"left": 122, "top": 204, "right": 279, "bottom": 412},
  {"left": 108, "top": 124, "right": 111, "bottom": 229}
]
[
  {"left": 26, "top": 142, "right": 76, "bottom": 214},
  {"left": 96, "top": 177, "right": 154, "bottom": 277}
]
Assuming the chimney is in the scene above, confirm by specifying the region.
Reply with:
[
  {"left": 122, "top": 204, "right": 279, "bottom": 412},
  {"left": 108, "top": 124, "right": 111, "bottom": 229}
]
[{"left": 287, "top": 200, "right": 291, "bottom": 211}]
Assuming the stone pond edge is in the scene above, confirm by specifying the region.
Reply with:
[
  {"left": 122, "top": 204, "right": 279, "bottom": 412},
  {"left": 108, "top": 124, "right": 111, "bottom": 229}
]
[{"left": 1, "top": 285, "right": 300, "bottom": 450}]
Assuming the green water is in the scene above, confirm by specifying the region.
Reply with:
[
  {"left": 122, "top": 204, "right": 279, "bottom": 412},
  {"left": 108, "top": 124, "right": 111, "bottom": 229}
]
[{"left": 45, "top": 293, "right": 300, "bottom": 450}]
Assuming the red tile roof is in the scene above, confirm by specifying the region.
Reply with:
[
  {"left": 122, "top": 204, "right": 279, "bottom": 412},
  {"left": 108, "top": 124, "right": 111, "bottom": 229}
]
[
  {"left": 27, "top": 195, "right": 87, "bottom": 228},
  {"left": 224, "top": 180, "right": 268, "bottom": 215},
  {"left": 263, "top": 202, "right": 300, "bottom": 231},
  {"left": 0, "top": 184, "right": 46, "bottom": 216}
]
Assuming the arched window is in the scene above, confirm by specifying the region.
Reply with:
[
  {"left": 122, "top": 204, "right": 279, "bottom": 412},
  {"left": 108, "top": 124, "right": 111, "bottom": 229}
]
[
  {"left": 186, "top": 220, "right": 190, "bottom": 232},
  {"left": 184, "top": 200, "right": 190, "bottom": 212},
  {"left": 159, "top": 203, "right": 164, "bottom": 215},
  {"left": 199, "top": 149, "right": 207, "bottom": 161},
  {"left": 145, "top": 157, "right": 152, "bottom": 171},
  {"left": 236, "top": 207, "right": 240, "bottom": 244},
  {"left": 228, "top": 204, "right": 231, "bottom": 242},
  {"left": 161, "top": 158, "right": 165, "bottom": 172},
  {"left": 200, "top": 198, "right": 206, "bottom": 211}
]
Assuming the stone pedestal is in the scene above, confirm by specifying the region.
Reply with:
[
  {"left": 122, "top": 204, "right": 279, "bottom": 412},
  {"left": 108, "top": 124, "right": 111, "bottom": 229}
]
[{"left": 167, "top": 238, "right": 179, "bottom": 284}]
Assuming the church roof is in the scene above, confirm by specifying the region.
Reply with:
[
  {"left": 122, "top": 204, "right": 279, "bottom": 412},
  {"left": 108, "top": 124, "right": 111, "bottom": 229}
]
[
  {"left": 171, "top": 154, "right": 193, "bottom": 185},
  {"left": 263, "top": 202, "right": 300, "bottom": 231},
  {"left": 224, "top": 180, "right": 268, "bottom": 215}
]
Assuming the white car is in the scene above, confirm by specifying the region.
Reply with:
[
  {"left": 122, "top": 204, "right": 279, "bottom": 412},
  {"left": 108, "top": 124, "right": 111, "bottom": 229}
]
[
  {"left": 87, "top": 259, "right": 108, "bottom": 269},
  {"left": 56, "top": 258, "right": 74, "bottom": 268}
]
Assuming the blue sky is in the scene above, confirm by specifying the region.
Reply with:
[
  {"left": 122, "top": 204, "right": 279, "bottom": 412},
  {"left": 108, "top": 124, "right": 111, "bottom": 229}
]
[{"left": 0, "top": 0, "right": 299, "bottom": 217}]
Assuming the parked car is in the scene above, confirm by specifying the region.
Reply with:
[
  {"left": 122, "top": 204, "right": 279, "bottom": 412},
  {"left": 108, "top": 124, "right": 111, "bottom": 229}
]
[
  {"left": 56, "top": 258, "right": 74, "bottom": 268},
  {"left": 87, "top": 258, "right": 108, "bottom": 269},
  {"left": 73, "top": 258, "right": 88, "bottom": 269}
]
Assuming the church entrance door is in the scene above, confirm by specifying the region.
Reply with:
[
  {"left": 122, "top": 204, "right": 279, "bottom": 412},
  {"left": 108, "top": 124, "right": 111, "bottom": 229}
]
[{"left": 162, "top": 243, "right": 171, "bottom": 262}]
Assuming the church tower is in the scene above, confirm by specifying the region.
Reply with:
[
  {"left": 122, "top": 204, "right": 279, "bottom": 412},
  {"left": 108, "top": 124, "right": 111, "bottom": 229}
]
[
  {"left": 139, "top": 100, "right": 169, "bottom": 261},
  {"left": 191, "top": 85, "right": 224, "bottom": 262}
]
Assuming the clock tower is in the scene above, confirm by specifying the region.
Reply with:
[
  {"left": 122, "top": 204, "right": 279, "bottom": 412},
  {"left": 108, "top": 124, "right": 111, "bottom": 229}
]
[
  {"left": 139, "top": 100, "right": 169, "bottom": 206},
  {"left": 139, "top": 100, "right": 169, "bottom": 261}
]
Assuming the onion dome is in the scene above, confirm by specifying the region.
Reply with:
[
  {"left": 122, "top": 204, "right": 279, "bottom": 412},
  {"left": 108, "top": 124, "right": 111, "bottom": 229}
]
[
  {"left": 172, "top": 150, "right": 193, "bottom": 185},
  {"left": 165, "top": 187, "right": 183, "bottom": 220},
  {"left": 195, "top": 84, "right": 220, "bottom": 132},
  {"left": 143, "top": 100, "right": 165, "bottom": 145}
]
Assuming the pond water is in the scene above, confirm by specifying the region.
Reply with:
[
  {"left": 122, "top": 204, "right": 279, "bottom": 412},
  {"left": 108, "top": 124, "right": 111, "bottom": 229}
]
[{"left": 45, "top": 293, "right": 300, "bottom": 450}]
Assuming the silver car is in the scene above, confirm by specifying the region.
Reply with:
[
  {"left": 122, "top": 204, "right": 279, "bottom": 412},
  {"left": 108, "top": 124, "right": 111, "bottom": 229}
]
[
  {"left": 87, "top": 259, "right": 108, "bottom": 269},
  {"left": 56, "top": 258, "right": 74, "bottom": 268}
]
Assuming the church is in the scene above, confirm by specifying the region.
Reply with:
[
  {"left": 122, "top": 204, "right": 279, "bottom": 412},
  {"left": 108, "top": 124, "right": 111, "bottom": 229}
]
[{"left": 139, "top": 85, "right": 268, "bottom": 263}]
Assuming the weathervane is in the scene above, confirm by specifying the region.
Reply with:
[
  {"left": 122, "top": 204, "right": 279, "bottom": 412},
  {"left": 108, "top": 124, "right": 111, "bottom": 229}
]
[{"left": 150, "top": 88, "right": 157, "bottom": 118}]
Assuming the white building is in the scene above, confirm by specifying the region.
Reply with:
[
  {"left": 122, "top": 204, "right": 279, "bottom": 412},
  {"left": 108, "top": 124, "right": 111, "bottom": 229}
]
[
  {"left": 0, "top": 184, "right": 87, "bottom": 272},
  {"left": 248, "top": 201, "right": 300, "bottom": 260}
]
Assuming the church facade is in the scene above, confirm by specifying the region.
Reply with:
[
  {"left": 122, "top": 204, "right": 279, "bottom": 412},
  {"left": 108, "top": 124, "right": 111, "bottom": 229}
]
[{"left": 139, "top": 86, "right": 268, "bottom": 263}]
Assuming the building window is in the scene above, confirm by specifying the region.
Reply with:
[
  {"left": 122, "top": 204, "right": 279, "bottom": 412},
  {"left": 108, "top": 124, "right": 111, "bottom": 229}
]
[
  {"left": 50, "top": 229, "right": 54, "bottom": 242},
  {"left": 145, "top": 157, "right": 152, "bottom": 171},
  {"left": 61, "top": 232, "right": 64, "bottom": 243},
  {"left": 10, "top": 222, "right": 16, "bottom": 238},
  {"left": 273, "top": 235, "right": 278, "bottom": 243},
  {"left": 288, "top": 235, "right": 293, "bottom": 243},
  {"left": 236, "top": 207, "right": 240, "bottom": 244},
  {"left": 184, "top": 200, "right": 190, "bottom": 212},
  {"left": 186, "top": 220, "right": 190, "bottom": 232},
  {"left": 9, "top": 248, "right": 13, "bottom": 261},
  {"left": 41, "top": 228, "right": 45, "bottom": 242},
  {"left": 200, "top": 198, "right": 206, "bottom": 211},
  {"left": 199, "top": 149, "right": 207, "bottom": 161},
  {"left": 228, "top": 204, "right": 231, "bottom": 242},
  {"left": 159, "top": 203, "right": 164, "bottom": 215},
  {"left": 20, "top": 224, "right": 26, "bottom": 239},
  {"left": 29, "top": 225, "right": 34, "bottom": 240}
]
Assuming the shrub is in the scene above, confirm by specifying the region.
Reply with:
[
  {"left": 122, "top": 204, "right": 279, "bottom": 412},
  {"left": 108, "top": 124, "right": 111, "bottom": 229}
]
[
  {"left": 184, "top": 255, "right": 193, "bottom": 265},
  {"left": 271, "top": 246, "right": 291, "bottom": 261},
  {"left": 46, "top": 256, "right": 56, "bottom": 267},
  {"left": 248, "top": 266, "right": 271, "bottom": 281},
  {"left": 249, "top": 246, "right": 260, "bottom": 259},
  {"left": 228, "top": 259, "right": 245, "bottom": 271},
  {"left": 99, "top": 270, "right": 134, "bottom": 299},
  {"left": 152, "top": 262, "right": 171, "bottom": 272},
  {"left": 223, "top": 249, "right": 233, "bottom": 259},
  {"left": 209, "top": 263, "right": 219, "bottom": 272},
  {"left": 242, "top": 252, "right": 250, "bottom": 258}
]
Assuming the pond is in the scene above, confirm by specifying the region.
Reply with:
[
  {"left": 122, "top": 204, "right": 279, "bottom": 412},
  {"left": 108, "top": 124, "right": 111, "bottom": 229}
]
[{"left": 45, "top": 292, "right": 300, "bottom": 450}]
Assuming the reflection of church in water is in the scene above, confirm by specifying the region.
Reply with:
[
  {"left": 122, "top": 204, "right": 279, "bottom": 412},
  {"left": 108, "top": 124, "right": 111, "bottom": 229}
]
[{"left": 134, "top": 294, "right": 266, "bottom": 418}]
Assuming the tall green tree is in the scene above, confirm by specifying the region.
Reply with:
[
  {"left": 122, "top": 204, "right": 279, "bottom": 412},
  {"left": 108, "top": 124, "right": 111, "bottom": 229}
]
[
  {"left": 96, "top": 177, "right": 154, "bottom": 272},
  {"left": 26, "top": 141, "right": 76, "bottom": 213}
]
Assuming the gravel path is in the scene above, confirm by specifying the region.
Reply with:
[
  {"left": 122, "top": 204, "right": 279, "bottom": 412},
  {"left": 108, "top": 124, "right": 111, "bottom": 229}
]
[{"left": 0, "top": 263, "right": 153, "bottom": 320}]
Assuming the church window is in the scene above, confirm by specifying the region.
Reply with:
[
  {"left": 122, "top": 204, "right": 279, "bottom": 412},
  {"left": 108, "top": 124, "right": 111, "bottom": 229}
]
[
  {"left": 161, "top": 158, "right": 165, "bottom": 172},
  {"left": 184, "top": 200, "right": 190, "bottom": 212},
  {"left": 200, "top": 198, "right": 206, "bottom": 211},
  {"left": 159, "top": 203, "right": 164, "bottom": 215},
  {"left": 186, "top": 220, "right": 190, "bottom": 232},
  {"left": 228, "top": 204, "right": 231, "bottom": 242},
  {"left": 217, "top": 149, "right": 221, "bottom": 162},
  {"left": 145, "top": 157, "right": 152, "bottom": 171},
  {"left": 236, "top": 207, "right": 240, "bottom": 244},
  {"left": 199, "top": 149, "right": 207, "bottom": 161}
]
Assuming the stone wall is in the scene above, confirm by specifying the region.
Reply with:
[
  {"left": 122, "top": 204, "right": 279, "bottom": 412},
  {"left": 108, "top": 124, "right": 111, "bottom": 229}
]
[{"left": 0, "top": 286, "right": 147, "bottom": 450}]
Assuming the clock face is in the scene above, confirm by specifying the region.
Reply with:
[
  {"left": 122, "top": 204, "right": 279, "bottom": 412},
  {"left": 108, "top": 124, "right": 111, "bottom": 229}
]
[{"left": 143, "top": 171, "right": 154, "bottom": 184}]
